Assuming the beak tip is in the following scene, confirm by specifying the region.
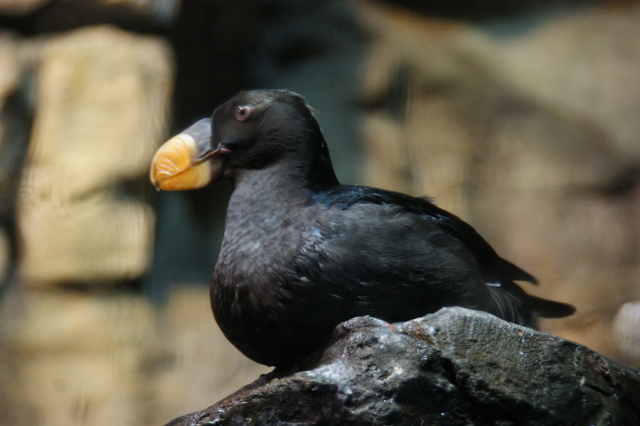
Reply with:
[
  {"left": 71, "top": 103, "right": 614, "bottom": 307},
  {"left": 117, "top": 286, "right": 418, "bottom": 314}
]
[
  {"left": 149, "top": 132, "right": 225, "bottom": 191},
  {"left": 150, "top": 165, "right": 163, "bottom": 191}
]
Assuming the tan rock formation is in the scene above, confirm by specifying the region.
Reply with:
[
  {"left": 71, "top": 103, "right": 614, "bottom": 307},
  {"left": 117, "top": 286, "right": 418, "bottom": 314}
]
[
  {"left": 357, "top": 1, "right": 640, "bottom": 361},
  {"left": 153, "top": 286, "right": 270, "bottom": 424},
  {"left": 17, "top": 26, "right": 173, "bottom": 287},
  {"left": 0, "top": 289, "right": 162, "bottom": 425}
]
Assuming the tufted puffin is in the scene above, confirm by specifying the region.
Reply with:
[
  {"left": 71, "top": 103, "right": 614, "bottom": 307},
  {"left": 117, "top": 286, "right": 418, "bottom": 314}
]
[{"left": 150, "top": 89, "right": 575, "bottom": 367}]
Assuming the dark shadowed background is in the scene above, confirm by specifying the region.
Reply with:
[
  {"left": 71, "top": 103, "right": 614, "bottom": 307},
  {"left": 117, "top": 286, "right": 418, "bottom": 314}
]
[{"left": 0, "top": 0, "right": 639, "bottom": 424}]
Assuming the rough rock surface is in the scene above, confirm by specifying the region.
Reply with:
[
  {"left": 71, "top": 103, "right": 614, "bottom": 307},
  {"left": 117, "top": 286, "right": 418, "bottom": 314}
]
[{"left": 167, "top": 308, "right": 640, "bottom": 426}]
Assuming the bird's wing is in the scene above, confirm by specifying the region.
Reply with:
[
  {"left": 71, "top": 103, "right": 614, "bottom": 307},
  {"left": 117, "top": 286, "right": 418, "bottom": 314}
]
[
  {"left": 310, "top": 185, "right": 537, "bottom": 285},
  {"left": 294, "top": 189, "right": 498, "bottom": 322}
]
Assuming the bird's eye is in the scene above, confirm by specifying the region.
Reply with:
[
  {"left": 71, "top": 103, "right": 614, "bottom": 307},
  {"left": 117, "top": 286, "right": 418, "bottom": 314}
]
[{"left": 235, "top": 105, "right": 252, "bottom": 122}]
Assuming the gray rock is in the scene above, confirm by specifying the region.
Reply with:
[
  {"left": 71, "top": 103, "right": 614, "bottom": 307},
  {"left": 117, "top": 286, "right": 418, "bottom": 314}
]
[{"left": 167, "top": 307, "right": 640, "bottom": 425}]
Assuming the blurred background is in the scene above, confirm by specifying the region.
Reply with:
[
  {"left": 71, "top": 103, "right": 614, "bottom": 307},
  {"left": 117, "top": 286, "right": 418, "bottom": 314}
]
[{"left": 0, "top": 0, "right": 639, "bottom": 424}]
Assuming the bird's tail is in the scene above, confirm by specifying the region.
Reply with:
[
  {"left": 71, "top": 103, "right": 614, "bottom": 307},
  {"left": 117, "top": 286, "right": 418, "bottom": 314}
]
[
  {"left": 528, "top": 294, "right": 576, "bottom": 319},
  {"left": 487, "top": 282, "right": 575, "bottom": 329}
]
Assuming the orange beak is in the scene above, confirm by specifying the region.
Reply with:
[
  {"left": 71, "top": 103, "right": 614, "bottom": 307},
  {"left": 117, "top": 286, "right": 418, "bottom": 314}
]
[{"left": 150, "top": 119, "right": 227, "bottom": 191}]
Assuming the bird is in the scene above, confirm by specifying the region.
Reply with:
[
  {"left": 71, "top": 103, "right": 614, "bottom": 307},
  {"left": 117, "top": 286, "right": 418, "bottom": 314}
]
[{"left": 150, "top": 89, "right": 575, "bottom": 368}]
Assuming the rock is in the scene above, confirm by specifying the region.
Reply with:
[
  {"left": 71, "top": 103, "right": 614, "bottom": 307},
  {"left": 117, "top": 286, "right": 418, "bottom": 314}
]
[
  {"left": 0, "top": 0, "right": 50, "bottom": 16},
  {"left": 154, "top": 286, "right": 270, "bottom": 423},
  {"left": 355, "top": 0, "right": 640, "bottom": 362},
  {"left": 0, "top": 32, "right": 19, "bottom": 97},
  {"left": 167, "top": 308, "right": 640, "bottom": 425},
  {"left": 0, "top": 0, "right": 179, "bottom": 28},
  {"left": 0, "top": 231, "right": 8, "bottom": 287},
  {"left": 0, "top": 31, "right": 22, "bottom": 287},
  {"left": 16, "top": 26, "right": 173, "bottom": 288},
  {"left": 614, "top": 301, "right": 640, "bottom": 366},
  {"left": 0, "top": 287, "right": 164, "bottom": 425}
]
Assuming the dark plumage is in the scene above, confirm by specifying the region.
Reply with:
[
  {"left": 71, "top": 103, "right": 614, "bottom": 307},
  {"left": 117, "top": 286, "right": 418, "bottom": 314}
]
[{"left": 150, "top": 89, "right": 575, "bottom": 368}]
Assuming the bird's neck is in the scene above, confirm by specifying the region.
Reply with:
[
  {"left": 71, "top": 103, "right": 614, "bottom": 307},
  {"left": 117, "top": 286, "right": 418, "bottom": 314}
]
[
  {"left": 224, "top": 152, "right": 336, "bottom": 245},
  {"left": 230, "top": 162, "right": 311, "bottom": 210},
  {"left": 220, "top": 164, "right": 312, "bottom": 271},
  {"left": 230, "top": 132, "right": 339, "bottom": 199}
]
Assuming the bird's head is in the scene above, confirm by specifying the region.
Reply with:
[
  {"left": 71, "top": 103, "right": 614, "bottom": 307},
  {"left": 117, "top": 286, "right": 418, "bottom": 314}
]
[{"left": 150, "top": 89, "right": 336, "bottom": 191}]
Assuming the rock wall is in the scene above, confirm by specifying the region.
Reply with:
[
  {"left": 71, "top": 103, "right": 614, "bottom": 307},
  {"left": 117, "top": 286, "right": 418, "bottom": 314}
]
[
  {"left": 356, "top": 0, "right": 640, "bottom": 364},
  {"left": 18, "top": 26, "right": 169, "bottom": 287},
  {"left": 0, "top": 2, "right": 269, "bottom": 425}
]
